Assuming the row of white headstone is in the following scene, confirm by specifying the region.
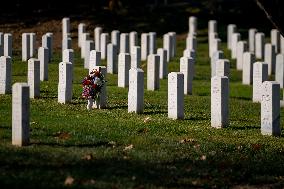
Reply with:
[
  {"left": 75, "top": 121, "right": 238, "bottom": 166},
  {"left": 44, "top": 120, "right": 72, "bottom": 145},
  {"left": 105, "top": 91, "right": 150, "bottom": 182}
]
[
  {"left": 207, "top": 19, "right": 281, "bottom": 136},
  {"left": 7, "top": 16, "right": 180, "bottom": 146},
  {"left": 7, "top": 16, "right": 282, "bottom": 147},
  {"left": 226, "top": 23, "right": 282, "bottom": 137}
]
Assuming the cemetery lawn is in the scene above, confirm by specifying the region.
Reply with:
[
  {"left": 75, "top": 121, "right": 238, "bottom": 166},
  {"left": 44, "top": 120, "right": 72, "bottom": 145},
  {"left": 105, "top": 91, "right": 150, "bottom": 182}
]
[{"left": 1, "top": 33, "right": 284, "bottom": 188}]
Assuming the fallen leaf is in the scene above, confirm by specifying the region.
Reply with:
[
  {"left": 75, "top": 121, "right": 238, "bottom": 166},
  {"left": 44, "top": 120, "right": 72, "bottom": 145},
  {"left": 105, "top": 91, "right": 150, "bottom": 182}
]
[
  {"left": 200, "top": 155, "right": 206, "bottom": 161},
  {"left": 108, "top": 141, "right": 116, "bottom": 148},
  {"left": 82, "top": 154, "right": 94, "bottom": 160},
  {"left": 64, "top": 176, "right": 74, "bottom": 186},
  {"left": 143, "top": 117, "right": 151, "bottom": 123},
  {"left": 192, "top": 180, "right": 198, "bottom": 185},
  {"left": 53, "top": 131, "right": 71, "bottom": 140},
  {"left": 123, "top": 144, "right": 133, "bottom": 151},
  {"left": 179, "top": 138, "right": 196, "bottom": 144},
  {"left": 193, "top": 144, "right": 200, "bottom": 149},
  {"left": 123, "top": 156, "right": 129, "bottom": 159},
  {"left": 252, "top": 143, "right": 262, "bottom": 151},
  {"left": 237, "top": 145, "right": 243, "bottom": 151}
]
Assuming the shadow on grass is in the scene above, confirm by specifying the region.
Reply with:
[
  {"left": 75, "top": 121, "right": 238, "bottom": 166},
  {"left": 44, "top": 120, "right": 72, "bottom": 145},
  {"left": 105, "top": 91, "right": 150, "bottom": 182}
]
[
  {"left": 106, "top": 104, "right": 128, "bottom": 110},
  {"left": 40, "top": 96, "right": 58, "bottom": 99},
  {"left": 231, "top": 96, "right": 252, "bottom": 101},
  {"left": 185, "top": 115, "right": 208, "bottom": 121},
  {"left": 1, "top": 149, "right": 284, "bottom": 188},
  {"left": 228, "top": 125, "right": 260, "bottom": 130},
  {"left": 30, "top": 141, "right": 116, "bottom": 148},
  {"left": 143, "top": 110, "right": 167, "bottom": 115}
]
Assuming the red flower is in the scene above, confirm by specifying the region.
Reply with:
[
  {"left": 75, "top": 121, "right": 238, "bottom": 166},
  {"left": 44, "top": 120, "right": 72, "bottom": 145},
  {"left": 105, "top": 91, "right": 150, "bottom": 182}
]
[
  {"left": 92, "top": 84, "right": 97, "bottom": 88},
  {"left": 83, "top": 80, "right": 91, "bottom": 85}
]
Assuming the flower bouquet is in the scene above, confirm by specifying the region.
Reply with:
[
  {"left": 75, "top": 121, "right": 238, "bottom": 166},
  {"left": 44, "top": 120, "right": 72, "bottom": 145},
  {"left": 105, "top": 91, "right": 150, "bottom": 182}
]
[{"left": 82, "top": 67, "right": 106, "bottom": 110}]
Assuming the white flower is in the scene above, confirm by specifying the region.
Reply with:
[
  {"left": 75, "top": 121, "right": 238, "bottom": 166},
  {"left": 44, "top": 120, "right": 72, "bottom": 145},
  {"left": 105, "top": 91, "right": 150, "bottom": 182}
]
[{"left": 94, "top": 77, "right": 102, "bottom": 86}]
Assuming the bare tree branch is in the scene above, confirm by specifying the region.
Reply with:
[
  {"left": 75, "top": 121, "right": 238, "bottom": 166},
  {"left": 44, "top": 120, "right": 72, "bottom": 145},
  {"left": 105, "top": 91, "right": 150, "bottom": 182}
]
[{"left": 255, "top": 0, "right": 284, "bottom": 36}]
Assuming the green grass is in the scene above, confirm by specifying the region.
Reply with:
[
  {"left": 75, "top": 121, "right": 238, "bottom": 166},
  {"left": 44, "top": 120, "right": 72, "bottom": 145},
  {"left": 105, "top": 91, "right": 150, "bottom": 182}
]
[{"left": 1, "top": 31, "right": 284, "bottom": 188}]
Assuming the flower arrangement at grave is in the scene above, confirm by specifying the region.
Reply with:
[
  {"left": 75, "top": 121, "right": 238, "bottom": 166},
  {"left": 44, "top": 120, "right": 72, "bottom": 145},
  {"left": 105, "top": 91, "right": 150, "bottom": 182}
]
[{"left": 81, "top": 67, "right": 106, "bottom": 109}]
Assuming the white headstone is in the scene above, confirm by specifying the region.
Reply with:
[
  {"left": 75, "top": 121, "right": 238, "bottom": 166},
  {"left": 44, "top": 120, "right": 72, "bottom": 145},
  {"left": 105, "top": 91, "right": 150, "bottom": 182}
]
[
  {"left": 118, "top": 53, "right": 131, "bottom": 88},
  {"left": 93, "top": 66, "right": 107, "bottom": 109},
  {"left": 281, "top": 35, "right": 284, "bottom": 54},
  {"left": 157, "top": 48, "right": 168, "bottom": 79},
  {"left": 12, "top": 83, "right": 30, "bottom": 146},
  {"left": 42, "top": 33, "right": 52, "bottom": 61},
  {"left": 242, "top": 52, "right": 255, "bottom": 85},
  {"left": 253, "top": 62, "right": 268, "bottom": 102},
  {"left": 275, "top": 54, "right": 284, "bottom": 88},
  {"left": 45, "top": 32, "right": 53, "bottom": 61},
  {"left": 81, "top": 33, "right": 90, "bottom": 59},
  {"left": 149, "top": 32, "right": 157, "bottom": 55},
  {"left": 186, "top": 34, "right": 197, "bottom": 51},
  {"left": 0, "top": 32, "right": 4, "bottom": 56},
  {"left": 62, "top": 17, "right": 70, "bottom": 37},
  {"left": 227, "top": 24, "right": 237, "bottom": 50},
  {"left": 163, "top": 33, "right": 172, "bottom": 62},
  {"left": 168, "top": 72, "right": 184, "bottom": 120},
  {"left": 107, "top": 44, "right": 118, "bottom": 74},
  {"left": 130, "top": 31, "right": 138, "bottom": 53},
  {"left": 189, "top": 16, "right": 197, "bottom": 35},
  {"left": 100, "top": 33, "right": 109, "bottom": 60},
  {"left": 111, "top": 30, "right": 120, "bottom": 51},
  {"left": 141, "top": 33, "right": 149, "bottom": 61},
  {"left": 147, "top": 54, "right": 160, "bottom": 91},
  {"left": 168, "top": 32, "right": 176, "bottom": 58},
  {"left": 128, "top": 68, "right": 144, "bottom": 114},
  {"left": 261, "top": 81, "right": 281, "bottom": 136},
  {"left": 210, "top": 38, "right": 221, "bottom": 58},
  {"left": 255, "top": 32, "right": 265, "bottom": 59},
  {"left": 208, "top": 20, "right": 217, "bottom": 34},
  {"left": 29, "top": 33, "right": 36, "bottom": 58},
  {"left": 183, "top": 49, "right": 196, "bottom": 60},
  {"left": 211, "top": 51, "right": 224, "bottom": 77},
  {"left": 62, "top": 35, "right": 72, "bottom": 52},
  {"left": 180, "top": 57, "right": 194, "bottom": 95},
  {"left": 4, "top": 33, "right": 12, "bottom": 57},
  {"left": 231, "top": 33, "right": 241, "bottom": 59},
  {"left": 120, "top": 33, "right": 130, "bottom": 54},
  {"left": 271, "top": 29, "right": 280, "bottom": 53},
  {"left": 62, "top": 49, "right": 74, "bottom": 63},
  {"left": 38, "top": 47, "right": 49, "bottom": 81},
  {"left": 46, "top": 33, "right": 53, "bottom": 60},
  {"left": 84, "top": 40, "right": 95, "bottom": 69},
  {"left": 264, "top": 43, "right": 276, "bottom": 75},
  {"left": 22, "top": 33, "right": 30, "bottom": 61},
  {"left": 89, "top": 50, "right": 101, "bottom": 73},
  {"left": 236, "top": 41, "right": 248, "bottom": 70},
  {"left": 94, "top": 27, "right": 102, "bottom": 51},
  {"left": 249, "top": 28, "right": 257, "bottom": 53},
  {"left": 130, "top": 46, "right": 141, "bottom": 68},
  {"left": 58, "top": 62, "right": 72, "bottom": 103},
  {"left": 211, "top": 76, "right": 229, "bottom": 128},
  {"left": 0, "top": 56, "right": 11, "bottom": 94},
  {"left": 27, "top": 58, "right": 40, "bottom": 98},
  {"left": 216, "top": 59, "right": 230, "bottom": 77},
  {"left": 62, "top": 49, "right": 74, "bottom": 82},
  {"left": 78, "top": 23, "right": 86, "bottom": 48},
  {"left": 209, "top": 32, "right": 218, "bottom": 57}
]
